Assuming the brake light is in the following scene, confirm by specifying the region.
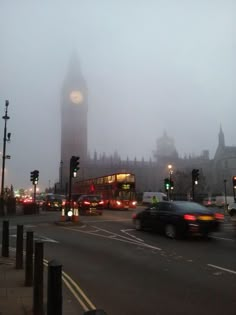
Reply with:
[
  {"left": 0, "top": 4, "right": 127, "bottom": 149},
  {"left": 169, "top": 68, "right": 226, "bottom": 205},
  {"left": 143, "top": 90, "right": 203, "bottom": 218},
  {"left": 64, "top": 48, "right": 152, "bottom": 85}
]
[
  {"left": 214, "top": 213, "right": 224, "bottom": 220},
  {"left": 184, "top": 214, "right": 196, "bottom": 221},
  {"left": 116, "top": 201, "right": 121, "bottom": 205},
  {"left": 84, "top": 201, "right": 90, "bottom": 205},
  {"left": 132, "top": 201, "right": 137, "bottom": 206},
  {"left": 99, "top": 200, "right": 104, "bottom": 205}
]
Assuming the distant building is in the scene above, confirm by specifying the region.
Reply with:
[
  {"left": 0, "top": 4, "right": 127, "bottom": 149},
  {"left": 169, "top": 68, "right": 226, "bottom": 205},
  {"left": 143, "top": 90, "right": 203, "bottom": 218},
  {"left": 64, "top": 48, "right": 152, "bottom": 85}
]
[{"left": 58, "top": 55, "right": 236, "bottom": 199}]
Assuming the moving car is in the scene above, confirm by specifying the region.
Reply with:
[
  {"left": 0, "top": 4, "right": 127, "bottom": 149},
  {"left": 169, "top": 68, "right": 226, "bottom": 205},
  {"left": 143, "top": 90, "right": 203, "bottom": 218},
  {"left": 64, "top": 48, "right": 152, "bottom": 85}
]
[
  {"left": 132, "top": 200, "right": 224, "bottom": 239},
  {"left": 42, "top": 194, "right": 66, "bottom": 211},
  {"left": 77, "top": 194, "right": 104, "bottom": 215}
]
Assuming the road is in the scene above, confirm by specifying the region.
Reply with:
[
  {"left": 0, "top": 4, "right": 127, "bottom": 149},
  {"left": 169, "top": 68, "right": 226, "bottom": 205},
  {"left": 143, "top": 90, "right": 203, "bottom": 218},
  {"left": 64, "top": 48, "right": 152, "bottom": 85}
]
[{"left": 2, "top": 207, "right": 236, "bottom": 315}]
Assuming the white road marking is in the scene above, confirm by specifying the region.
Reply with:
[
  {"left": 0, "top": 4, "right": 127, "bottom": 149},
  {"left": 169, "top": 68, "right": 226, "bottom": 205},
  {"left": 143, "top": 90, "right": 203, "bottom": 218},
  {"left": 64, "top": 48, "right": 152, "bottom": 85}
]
[
  {"left": 208, "top": 264, "right": 236, "bottom": 275},
  {"left": 211, "top": 236, "right": 235, "bottom": 242},
  {"left": 63, "top": 226, "right": 162, "bottom": 250},
  {"left": 82, "top": 219, "right": 131, "bottom": 223},
  {"left": 10, "top": 233, "right": 59, "bottom": 243},
  {"left": 121, "top": 229, "right": 145, "bottom": 242}
]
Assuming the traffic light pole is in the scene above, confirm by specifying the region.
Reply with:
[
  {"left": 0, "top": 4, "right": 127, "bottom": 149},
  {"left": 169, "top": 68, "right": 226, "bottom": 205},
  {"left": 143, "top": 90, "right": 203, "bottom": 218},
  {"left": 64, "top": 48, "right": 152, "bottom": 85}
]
[
  {"left": 192, "top": 180, "right": 195, "bottom": 201},
  {"left": 0, "top": 101, "right": 10, "bottom": 216}
]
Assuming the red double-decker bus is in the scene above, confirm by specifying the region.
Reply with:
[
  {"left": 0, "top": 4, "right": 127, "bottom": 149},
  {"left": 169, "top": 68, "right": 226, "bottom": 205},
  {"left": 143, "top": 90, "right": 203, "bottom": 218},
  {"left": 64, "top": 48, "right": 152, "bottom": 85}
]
[{"left": 73, "top": 172, "right": 137, "bottom": 210}]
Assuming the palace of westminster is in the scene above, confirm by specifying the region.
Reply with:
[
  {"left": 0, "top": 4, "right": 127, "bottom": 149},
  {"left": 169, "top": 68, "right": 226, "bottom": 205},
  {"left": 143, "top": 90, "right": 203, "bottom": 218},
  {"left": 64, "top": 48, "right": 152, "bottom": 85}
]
[{"left": 59, "top": 56, "right": 236, "bottom": 200}]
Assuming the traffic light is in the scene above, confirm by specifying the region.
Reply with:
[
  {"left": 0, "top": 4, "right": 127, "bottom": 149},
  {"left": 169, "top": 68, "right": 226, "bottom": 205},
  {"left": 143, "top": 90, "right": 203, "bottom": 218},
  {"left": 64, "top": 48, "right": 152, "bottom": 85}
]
[
  {"left": 70, "top": 156, "right": 80, "bottom": 178},
  {"left": 164, "top": 178, "right": 170, "bottom": 191},
  {"left": 34, "top": 170, "right": 39, "bottom": 184},
  {"left": 232, "top": 176, "right": 236, "bottom": 188},
  {"left": 30, "top": 171, "right": 35, "bottom": 183},
  {"left": 30, "top": 170, "right": 39, "bottom": 185},
  {"left": 192, "top": 169, "right": 199, "bottom": 185}
]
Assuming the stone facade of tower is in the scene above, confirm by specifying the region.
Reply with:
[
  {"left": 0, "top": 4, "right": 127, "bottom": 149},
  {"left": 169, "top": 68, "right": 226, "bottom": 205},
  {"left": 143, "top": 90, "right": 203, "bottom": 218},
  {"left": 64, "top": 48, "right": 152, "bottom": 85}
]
[{"left": 60, "top": 55, "right": 88, "bottom": 188}]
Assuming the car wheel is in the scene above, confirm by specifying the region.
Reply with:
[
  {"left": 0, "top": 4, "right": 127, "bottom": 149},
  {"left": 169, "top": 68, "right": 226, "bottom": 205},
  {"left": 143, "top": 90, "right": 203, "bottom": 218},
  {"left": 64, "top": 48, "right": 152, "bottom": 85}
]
[
  {"left": 134, "top": 219, "right": 142, "bottom": 231},
  {"left": 165, "top": 224, "right": 176, "bottom": 239}
]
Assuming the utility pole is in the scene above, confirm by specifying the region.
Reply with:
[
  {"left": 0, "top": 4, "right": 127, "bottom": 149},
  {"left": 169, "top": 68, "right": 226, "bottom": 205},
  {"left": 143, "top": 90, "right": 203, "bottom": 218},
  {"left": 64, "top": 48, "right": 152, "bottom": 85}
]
[
  {"left": 223, "top": 179, "right": 228, "bottom": 214},
  {"left": 0, "top": 100, "right": 11, "bottom": 216}
]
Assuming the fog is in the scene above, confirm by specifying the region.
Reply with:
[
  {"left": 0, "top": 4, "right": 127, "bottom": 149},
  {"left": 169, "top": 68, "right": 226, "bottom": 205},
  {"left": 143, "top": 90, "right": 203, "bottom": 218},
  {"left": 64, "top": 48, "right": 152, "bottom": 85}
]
[{"left": 0, "top": 0, "right": 235, "bottom": 190}]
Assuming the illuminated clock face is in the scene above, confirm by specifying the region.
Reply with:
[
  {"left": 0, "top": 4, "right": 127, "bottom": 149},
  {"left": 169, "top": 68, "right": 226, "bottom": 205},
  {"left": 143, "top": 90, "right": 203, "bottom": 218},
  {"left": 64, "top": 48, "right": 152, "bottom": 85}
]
[{"left": 69, "top": 91, "right": 83, "bottom": 104}]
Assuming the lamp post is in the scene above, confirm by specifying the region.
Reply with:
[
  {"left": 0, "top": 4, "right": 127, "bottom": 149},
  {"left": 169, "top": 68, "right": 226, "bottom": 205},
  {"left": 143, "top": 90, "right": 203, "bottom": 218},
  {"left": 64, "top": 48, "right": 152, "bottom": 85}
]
[
  {"left": 223, "top": 179, "right": 228, "bottom": 214},
  {"left": 0, "top": 100, "right": 10, "bottom": 216},
  {"left": 168, "top": 164, "right": 173, "bottom": 200}
]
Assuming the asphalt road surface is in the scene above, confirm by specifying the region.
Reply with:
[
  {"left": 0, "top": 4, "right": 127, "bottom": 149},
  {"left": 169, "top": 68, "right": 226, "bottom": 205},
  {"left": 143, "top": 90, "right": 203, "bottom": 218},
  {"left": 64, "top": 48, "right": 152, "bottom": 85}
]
[{"left": 2, "top": 208, "right": 236, "bottom": 315}]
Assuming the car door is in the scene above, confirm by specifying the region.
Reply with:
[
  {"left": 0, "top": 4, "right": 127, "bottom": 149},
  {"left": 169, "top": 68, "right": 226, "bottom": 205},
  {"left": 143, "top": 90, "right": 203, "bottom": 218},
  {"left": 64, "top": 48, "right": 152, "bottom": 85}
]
[
  {"left": 157, "top": 202, "right": 175, "bottom": 231},
  {"left": 149, "top": 204, "right": 161, "bottom": 230}
]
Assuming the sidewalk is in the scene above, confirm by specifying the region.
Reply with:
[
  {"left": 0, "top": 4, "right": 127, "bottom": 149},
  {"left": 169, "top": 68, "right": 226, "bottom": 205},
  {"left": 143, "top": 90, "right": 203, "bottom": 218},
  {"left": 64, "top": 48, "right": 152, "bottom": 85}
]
[{"left": 0, "top": 255, "right": 81, "bottom": 315}]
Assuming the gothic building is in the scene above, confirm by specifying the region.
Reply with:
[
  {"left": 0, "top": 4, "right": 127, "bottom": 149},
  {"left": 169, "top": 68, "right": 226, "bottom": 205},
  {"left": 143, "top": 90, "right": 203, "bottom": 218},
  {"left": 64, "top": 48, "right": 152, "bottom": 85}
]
[{"left": 59, "top": 56, "right": 235, "bottom": 199}]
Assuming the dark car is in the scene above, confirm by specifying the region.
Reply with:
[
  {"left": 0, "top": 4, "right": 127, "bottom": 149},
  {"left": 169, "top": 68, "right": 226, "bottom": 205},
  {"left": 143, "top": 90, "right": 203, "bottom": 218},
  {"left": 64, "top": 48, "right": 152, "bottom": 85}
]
[
  {"left": 132, "top": 201, "right": 224, "bottom": 239},
  {"left": 228, "top": 202, "right": 236, "bottom": 217},
  {"left": 77, "top": 194, "right": 104, "bottom": 215},
  {"left": 42, "top": 194, "right": 66, "bottom": 211}
]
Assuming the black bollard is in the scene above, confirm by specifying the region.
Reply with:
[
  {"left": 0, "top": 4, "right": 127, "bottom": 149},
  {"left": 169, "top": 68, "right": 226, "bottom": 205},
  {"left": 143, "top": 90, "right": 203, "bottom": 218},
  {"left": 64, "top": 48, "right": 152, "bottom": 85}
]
[
  {"left": 25, "top": 231, "right": 34, "bottom": 286},
  {"left": 33, "top": 241, "right": 44, "bottom": 315},
  {"left": 47, "top": 260, "right": 62, "bottom": 315},
  {"left": 1, "top": 220, "right": 9, "bottom": 257},
  {"left": 16, "top": 224, "right": 24, "bottom": 269}
]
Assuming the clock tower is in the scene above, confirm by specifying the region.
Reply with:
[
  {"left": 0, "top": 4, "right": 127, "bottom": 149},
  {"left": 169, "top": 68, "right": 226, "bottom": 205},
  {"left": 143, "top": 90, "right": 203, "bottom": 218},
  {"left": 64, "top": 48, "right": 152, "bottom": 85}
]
[{"left": 60, "top": 54, "right": 88, "bottom": 189}]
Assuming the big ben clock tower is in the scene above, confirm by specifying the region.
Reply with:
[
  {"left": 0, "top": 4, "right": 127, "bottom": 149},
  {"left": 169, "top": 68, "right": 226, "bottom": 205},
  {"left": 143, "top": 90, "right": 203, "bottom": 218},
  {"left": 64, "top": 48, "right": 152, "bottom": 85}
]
[{"left": 60, "top": 54, "right": 88, "bottom": 189}]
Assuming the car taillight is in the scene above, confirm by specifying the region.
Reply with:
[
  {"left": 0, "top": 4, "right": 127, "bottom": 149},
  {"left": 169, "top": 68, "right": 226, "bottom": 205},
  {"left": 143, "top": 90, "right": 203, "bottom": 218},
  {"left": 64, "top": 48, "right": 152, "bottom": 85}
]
[
  {"left": 99, "top": 200, "right": 104, "bottom": 205},
  {"left": 214, "top": 213, "right": 224, "bottom": 220},
  {"left": 116, "top": 201, "right": 121, "bottom": 205},
  {"left": 62, "top": 201, "right": 66, "bottom": 206},
  {"left": 132, "top": 201, "right": 137, "bottom": 205},
  {"left": 184, "top": 214, "right": 196, "bottom": 221},
  {"left": 84, "top": 201, "right": 90, "bottom": 205}
]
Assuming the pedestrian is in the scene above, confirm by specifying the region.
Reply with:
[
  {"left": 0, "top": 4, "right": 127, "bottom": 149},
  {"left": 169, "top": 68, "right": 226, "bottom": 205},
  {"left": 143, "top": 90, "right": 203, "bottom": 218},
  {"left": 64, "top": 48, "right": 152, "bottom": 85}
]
[{"left": 151, "top": 195, "right": 159, "bottom": 206}]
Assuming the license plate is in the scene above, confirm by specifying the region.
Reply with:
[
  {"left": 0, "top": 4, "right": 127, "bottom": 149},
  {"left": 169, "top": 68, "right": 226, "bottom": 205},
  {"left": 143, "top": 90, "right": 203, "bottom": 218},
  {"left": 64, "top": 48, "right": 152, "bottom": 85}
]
[
  {"left": 91, "top": 203, "right": 97, "bottom": 206},
  {"left": 198, "top": 216, "right": 213, "bottom": 221}
]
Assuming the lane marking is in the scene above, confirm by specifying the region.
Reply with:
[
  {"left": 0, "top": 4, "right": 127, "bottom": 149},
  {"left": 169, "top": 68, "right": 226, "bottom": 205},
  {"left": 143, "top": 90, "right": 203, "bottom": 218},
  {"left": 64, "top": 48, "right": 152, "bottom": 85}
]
[
  {"left": 121, "top": 229, "right": 144, "bottom": 242},
  {"left": 211, "top": 236, "right": 235, "bottom": 242},
  {"left": 82, "top": 219, "right": 131, "bottom": 223},
  {"left": 44, "top": 259, "right": 96, "bottom": 312},
  {"left": 208, "top": 264, "right": 236, "bottom": 275},
  {"left": 63, "top": 226, "right": 162, "bottom": 250},
  {"left": 10, "top": 233, "right": 59, "bottom": 243}
]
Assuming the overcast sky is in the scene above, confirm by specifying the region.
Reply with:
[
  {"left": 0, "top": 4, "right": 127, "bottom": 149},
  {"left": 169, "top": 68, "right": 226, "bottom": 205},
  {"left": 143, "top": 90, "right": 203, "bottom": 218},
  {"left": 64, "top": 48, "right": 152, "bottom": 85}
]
[{"left": 0, "top": 0, "right": 235, "bottom": 191}]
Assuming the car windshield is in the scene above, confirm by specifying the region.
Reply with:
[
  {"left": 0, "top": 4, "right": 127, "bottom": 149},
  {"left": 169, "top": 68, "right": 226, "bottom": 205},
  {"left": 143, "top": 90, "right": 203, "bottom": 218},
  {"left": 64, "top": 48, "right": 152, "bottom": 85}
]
[{"left": 83, "top": 195, "right": 101, "bottom": 202}]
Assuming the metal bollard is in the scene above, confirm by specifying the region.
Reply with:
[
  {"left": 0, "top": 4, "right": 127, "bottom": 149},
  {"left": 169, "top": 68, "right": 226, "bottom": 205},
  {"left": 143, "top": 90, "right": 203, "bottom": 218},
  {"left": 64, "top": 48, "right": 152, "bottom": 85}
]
[
  {"left": 33, "top": 241, "right": 44, "bottom": 315},
  {"left": 25, "top": 231, "right": 34, "bottom": 286},
  {"left": 16, "top": 224, "right": 24, "bottom": 269},
  {"left": 1, "top": 220, "right": 9, "bottom": 257},
  {"left": 47, "top": 260, "right": 62, "bottom": 315}
]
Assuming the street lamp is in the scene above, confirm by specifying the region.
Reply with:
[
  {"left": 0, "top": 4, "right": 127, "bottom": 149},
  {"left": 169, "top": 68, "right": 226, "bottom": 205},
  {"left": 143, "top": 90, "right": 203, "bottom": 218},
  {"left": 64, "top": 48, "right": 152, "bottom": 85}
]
[
  {"left": 168, "top": 164, "right": 173, "bottom": 200},
  {"left": 223, "top": 179, "right": 228, "bottom": 214},
  {"left": 0, "top": 100, "right": 11, "bottom": 216}
]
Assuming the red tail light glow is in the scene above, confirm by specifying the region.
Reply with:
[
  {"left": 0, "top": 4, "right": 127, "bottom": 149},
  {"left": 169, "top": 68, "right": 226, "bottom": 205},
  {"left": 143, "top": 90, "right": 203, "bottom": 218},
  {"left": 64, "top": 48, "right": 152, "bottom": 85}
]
[
  {"left": 84, "top": 201, "right": 90, "bottom": 205},
  {"left": 99, "top": 200, "right": 104, "bottom": 205},
  {"left": 214, "top": 213, "right": 224, "bottom": 220},
  {"left": 184, "top": 214, "right": 196, "bottom": 221},
  {"left": 132, "top": 213, "right": 137, "bottom": 219}
]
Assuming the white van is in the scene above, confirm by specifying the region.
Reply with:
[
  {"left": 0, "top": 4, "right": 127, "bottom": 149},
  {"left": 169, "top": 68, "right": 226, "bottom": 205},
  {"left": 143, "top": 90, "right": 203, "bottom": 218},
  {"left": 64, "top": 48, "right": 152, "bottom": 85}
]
[{"left": 142, "top": 192, "right": 167, "bottom": 205}]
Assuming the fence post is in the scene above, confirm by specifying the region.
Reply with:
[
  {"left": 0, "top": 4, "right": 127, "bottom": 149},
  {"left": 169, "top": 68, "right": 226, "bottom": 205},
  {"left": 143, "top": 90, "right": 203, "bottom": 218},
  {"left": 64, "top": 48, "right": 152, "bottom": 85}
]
[
  {"left": 16, "top": 224, "right": 24, "bottom": 269},
  {"left": 25, "top": 231, "right": 34, "bottom": 286},
  {"left": 47, "top": 260, "right": 62, "bottom": 315},
  {"left": 33, "top": 241, "right": 44, "bottom": 315},
  {"left": 1, "top": 220, "right": 9, "bottom": 257}
]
